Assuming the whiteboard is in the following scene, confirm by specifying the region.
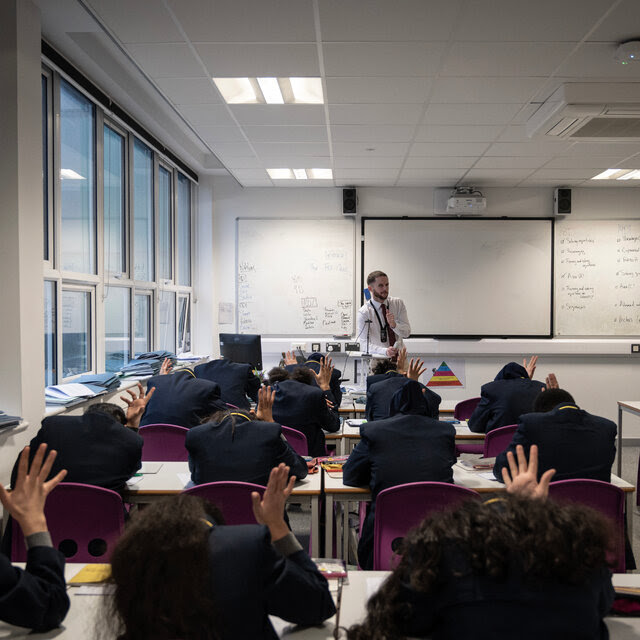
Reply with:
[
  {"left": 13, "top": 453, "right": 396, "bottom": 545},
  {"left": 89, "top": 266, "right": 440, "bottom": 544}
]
[
  {"left": 236, "top": 218, "right": 355, "bottom": 335},
  {"left": 363, "top": 218, "right": 553, "bottom": 337},
  {"left": 555, "top": 219, "right": 640, "bottom": 336}
]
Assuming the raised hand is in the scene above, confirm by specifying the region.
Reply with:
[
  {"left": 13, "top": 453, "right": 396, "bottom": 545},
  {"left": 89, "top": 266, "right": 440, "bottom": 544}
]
[
  {"left": 251, "top": 463, "right": 295, "bottom": 542},
  {"left": 255, "top": 385, "right": 276, "bottom": 422},
  {"left": 283, "top": 351, "right": 298, "bottom": 366},
  {"left": 544, "top": 373, "right": 559, "bottom": 390},
  {"left": 407, "top": 357, "right": 426, "bottom": 381},
  {"left": 159, "top": 357, "right": 173, "bottom": 375},
  {"left": 501, "top": 444, "right": 555, "bottom": 500},
  {"left": 0, "top": 444, "right": 67, "bottom": 536},
  {"left": 312, "top": 357, "right": 334, "bottom": 391},
  {"left": 523, "top": 355, "right": 538, "bottom": 379},
  {"left": 396, "top": 347, "right": 408, "bottom": 374},
  {"left": 120, "top": 382, "right": 155, "bottom": 429}
]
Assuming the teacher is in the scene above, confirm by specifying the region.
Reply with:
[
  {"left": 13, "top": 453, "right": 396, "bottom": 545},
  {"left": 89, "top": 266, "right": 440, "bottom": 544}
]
[{"left": 356, "top": 270, "right": 411, "bottom": 357}]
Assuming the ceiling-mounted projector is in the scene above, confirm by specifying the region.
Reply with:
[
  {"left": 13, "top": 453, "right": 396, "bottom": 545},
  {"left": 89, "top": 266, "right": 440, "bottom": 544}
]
[{"left": 446, "top": 187, "right": 486, "bottom": 214}]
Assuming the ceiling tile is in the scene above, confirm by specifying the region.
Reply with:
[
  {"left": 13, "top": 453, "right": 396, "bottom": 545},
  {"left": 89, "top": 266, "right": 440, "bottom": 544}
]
[
  {"left": 258, "top": 156, "right": 331, "bottom": 167},
  {"left": 452, "top": 0, "right": 613, "bottom": 42},
  {"left": 398, "top": 168, "right": 468, "bottom": 182},
  {"left": 403, "top": 157, "right": 477, "bottom": 169},
  {"left": 440, "top": 42, "right": 575, "bottom": 77},
  {"left": 154, "top": 78, "right": 221, "bottom": 105},
  {"left": 334, "top": 169, "right": 401, "bottom": 180},
  {"left": 410, "top": 142, "right": 490, "bottom": 156},
  {"left": 543, "top": 156, "right": 635, "bottom": 169},
  {"left": 323, "top": 42, "right": 446, "bottom": 76},
  {"left": 194, "top": 43, "right": 320, "bottom": 76},
  {"left": 244, "top": 126, "right": 328, "bottom": 143},
  {"left": 424, "top": 103, "right": 522, "bottom": 126},
  {"left": 209, "top": 141, "right": 256, "bottom": 157},
  {"left": 325, "top": 77, "right": 432, "bottom": 104},
  {"left": 474, "top": 156, "right": 548, "bottom": 169},
  {"left": 230, "top": 168, "right": 270, "bottom": 181},
  {"left": 178, "top": 104, "right": 237, "bottom": 127},
  {"left": 253, "top": 142, "right": 331, "bottom": 156},
  {"left": 588, "top": 0, "right": 640, "bottom": 42},
  {"left": 124, "top": 43, "right": 203, "bottom": 77},
  {"left": 328, "top": 104, "right": 424, "bottom": 125},
  {"left": 223, "top": 157, "right": 264, "bottom": 169},
  {"left": 230, "top": 105, "right": 325, "bottom": 126},
  {"left": 198, "top": 126, "right": 247, "bottom": 143},
  {"left": 560, "top": 142, "right": 640, "bottom": 157},
  {"left": 519, "top": 177, "right": 586, "bottom": 186},
  {"left": 331, "top": 125, "right": 415, "bottom": 142},
  {"left": 485, "top": 141, "right": 571, "bottom": 156},
  {"left": 555, "top": 42, "right": 640, "bottom": 79},
  {"left": 414, "top": 125, "right": 503, "bottom": 142},
  {"left": 464, "top": 168, "right": 537, "bottom": 185},
  {"left": 334, "top": 156, "right": 404, "bottom": 169},
  {"left": 527, "top": 168, "right": 597, "bottom": 180},
  {"left": 166, "top": 0, "right": 316, "bottom": 42},
  {"left": 319, "top": 0, "right": 462, "bottom": 41},
  {"left": 430, "top": 77, "right": 545, "bottom": 103},
  {"left": 332, "top": 142, "right": 411, "bottom": 156}
]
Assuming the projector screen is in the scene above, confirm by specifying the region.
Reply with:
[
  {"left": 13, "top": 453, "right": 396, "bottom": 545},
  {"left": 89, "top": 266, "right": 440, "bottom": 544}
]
[{"left": 363, "top": 218, "right": 553, "bottom": 337}]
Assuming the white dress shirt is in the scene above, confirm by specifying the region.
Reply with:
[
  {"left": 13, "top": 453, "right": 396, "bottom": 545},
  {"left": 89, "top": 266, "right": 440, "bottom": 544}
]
[{"left": 355, "top": 296, "right": 411, "bottom": 356}]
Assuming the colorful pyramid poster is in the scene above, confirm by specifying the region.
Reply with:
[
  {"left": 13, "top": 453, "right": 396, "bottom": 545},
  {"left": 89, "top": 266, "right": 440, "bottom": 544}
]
[{"left": 427, "top": 361, "right": 463, "bottom": 387}]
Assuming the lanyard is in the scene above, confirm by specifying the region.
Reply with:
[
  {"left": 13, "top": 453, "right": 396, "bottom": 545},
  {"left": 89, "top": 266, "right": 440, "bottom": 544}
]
[{"left": 369, "top": 300, "right": 388, "bottom": 342}]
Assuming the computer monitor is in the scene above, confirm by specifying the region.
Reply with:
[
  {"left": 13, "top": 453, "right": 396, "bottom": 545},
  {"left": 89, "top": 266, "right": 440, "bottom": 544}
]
[{"left": 219, "top": 333, "right": 262, "bottom": 370}]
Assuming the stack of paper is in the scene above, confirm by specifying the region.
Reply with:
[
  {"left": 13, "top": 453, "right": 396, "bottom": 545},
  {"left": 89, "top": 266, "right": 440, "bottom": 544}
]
[
  {"left": 72, "top": 372, "right": 120, "bottom": 393},
  {"left": 176, "top": 352, "right": 206, "bottom": 362},
  {"left": 45, "top": 383, "right": 99, "bottom": 405},
  {"left": 0, "top": 411, "right": 21, "bottom": 429},
  {"left": 120, "top": 350, "right": 176, "bottom": 377}
]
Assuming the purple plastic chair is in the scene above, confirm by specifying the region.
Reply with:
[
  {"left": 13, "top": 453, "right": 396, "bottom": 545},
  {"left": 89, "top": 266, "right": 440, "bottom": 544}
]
[
  {"left": 548, "top": 479, "right": 626, "bottom": 572},
  {"left": 454, "top": 397, "right": 484, "bottom": 455},
  {"left": 281, "top": 425, "right": 309, "bottom": 457},
  {"left": 139, "top": 424, "right": 189, "bottom": 461},
  {"left": 11, "top": 482, "right": 124, "bottom": 562},
  {"left": 483, "top": 424, "right": 517, "bottom": 458},
  {"left": 373, "top": 482, "right": 481, "bottom": 570},
  {"left": 183, "top": 481, "right": 266, "bottom": 525}
]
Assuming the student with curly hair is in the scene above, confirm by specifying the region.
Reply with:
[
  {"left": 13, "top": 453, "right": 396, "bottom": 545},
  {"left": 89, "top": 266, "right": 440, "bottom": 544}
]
[
  {"left": 348, "top": 445, "right": 614, "bottom": 640},
  {"left": 101, "top": 464, "right": 335, "bottom": 640}
]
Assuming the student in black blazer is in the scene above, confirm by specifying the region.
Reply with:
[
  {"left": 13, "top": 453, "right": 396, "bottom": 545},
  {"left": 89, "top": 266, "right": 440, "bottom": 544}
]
[
  {"left": 270, "top": 360, "right": 340, "bottom": 457},
  {"left": 0, "top": 444, "right": 70, "bottom": 632},
  {"left": 284, "top": 351, "right": 343, "bottom": 407},
  {"left": 194, "top": 358, "right": 260, "bottom": 409},
  {"left": 365, "top": 355, "right": 440, "bottom": 422},
  {"left": 139, "top": 368, "right": 226, "bottom": 429},
  {"left": 106, "top": 464, "right": 335, "bottom": 640},
  {"left": 468, "top": 356, "right": 544, "bottom": 433},
  {"left": 494, "top": 381, "right": 617, "bottom": 483},
  {"left": 343, "top": 378, "right": 456, "bottom": 569},
  {"left": 185, "top": 387, "right": 308, "bottom": 486}
]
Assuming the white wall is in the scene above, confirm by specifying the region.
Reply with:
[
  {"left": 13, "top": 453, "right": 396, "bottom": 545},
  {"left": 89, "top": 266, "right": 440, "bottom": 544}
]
[{"left": 199, "top": 177, "right": 640, "bottom": 432}]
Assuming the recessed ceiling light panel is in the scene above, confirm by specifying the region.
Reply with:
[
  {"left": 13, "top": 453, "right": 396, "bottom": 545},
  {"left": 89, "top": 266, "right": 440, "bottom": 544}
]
[
  {"left": 213, "top": 78, "right": 258, "bottom": 104},
  {"left": 267, "top": 168, "right": 294, "bottom": 179}
]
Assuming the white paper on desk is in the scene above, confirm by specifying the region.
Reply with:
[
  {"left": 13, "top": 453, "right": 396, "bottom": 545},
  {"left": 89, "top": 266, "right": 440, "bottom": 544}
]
[
  {"left": 477, "top": 472, "right": 499, "bottom": 481},
  {"left": 139, "top": 462, "right": 163, "bottom": 474},
  {"left": 125, "top": 475, "right": 144, "bottom": 487},
  {"left": 45, "top": 383, "right": 97, "bottom": 399},
  {"left": 346, "top": 419, "right": 366, "bottom": 426},
  {"left": 178, "top": 473, "right": 193, "bottom": 488},
  {"left": 366, "top": 576, "right": 386, "bottom": 599},
  {"left": 73, "top": 584, "right": 115, "bottom": 596}
]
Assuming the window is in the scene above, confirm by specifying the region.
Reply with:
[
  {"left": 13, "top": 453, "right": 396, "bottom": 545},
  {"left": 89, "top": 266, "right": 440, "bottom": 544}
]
[
  {"left": 104, "top": 125, "right": 126, "bottom": 275},
  {"left": 61, "top": 288, "right": 92, "bottom": 377},
  {"left": 178, "top": 293, "right": 191, "bottom": 353},
  {"left": 105, "top": 286, "right": 131, "bottom": 372},
  {"left": 134, "top": 293, "right": 152, "bottom": 356},
  {"left": 158, "top": 165, "right": 172, "bottom": 281},
  {"left": 44, "top": 281, "right": 57, "bottom": 386},
  {"left": 42, "top": 73, "right": 51, "bottom": 262},
  {"left": 177, "top": 173, "right": 192, "bottom": 286},
  {"left": 133, "top": 139, "right": 154, "bottom": 281},
  {"left": 158, "top": 290, "right": 176, "bottom": 353},
  {"left": 60, "top": 79, "right": 96, "bottom": 274}
]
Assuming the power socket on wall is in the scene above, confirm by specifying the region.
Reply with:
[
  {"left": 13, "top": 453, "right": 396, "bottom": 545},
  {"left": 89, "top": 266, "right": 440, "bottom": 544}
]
[{"left": 632, "top": 344, "right": 640, "bottom": 354}]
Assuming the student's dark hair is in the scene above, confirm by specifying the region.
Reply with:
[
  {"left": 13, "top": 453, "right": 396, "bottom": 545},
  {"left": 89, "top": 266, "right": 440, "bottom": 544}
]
[
  {"left": 367, "top": 270, "right": 387, "bottom": 285},
  {"left": 267, "top": 367, "right": 290, "bottom": 384},
  {"left": 371, "top": 359, "right": 397, "bottom": 376},
  {"left": 348, "top": 495, "right": 612, "bottom": 640},
  {"left": 84, "top": 402, "right": 126, "bottom": 425},
  {"left": 101, "top": 495, "right": 224, "bottom": 640},
  {"left": 291, "top": 366, "right": 313, "bottom": 385},
  {"left": 533, "top": 388, "right": 575, "bottom": 413}
]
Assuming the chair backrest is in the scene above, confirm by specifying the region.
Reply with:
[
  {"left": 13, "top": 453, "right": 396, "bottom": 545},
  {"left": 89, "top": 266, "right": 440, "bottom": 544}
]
[
  {"left": 483, "top": 424, "right": 517, "bottom": 458},
  {"left": 373, "top": 482, "right": 481, "bottom": 570},
  {"left": 454, "top": 397, "right": 481, "bottom": 421},
  {"left": 548, "top": 479, "right": 625, "bottom": 572},
  {"left": 182, "top": 481, "right": 266, "bottom": 525},
  {"left": 12, "top": 482, "right": 124, "bottom": 562},
  {"left": 281, "top": 425, "right": 309, "bottom": 457},
  {"left": 139, "top": 423, "right": 189, "bottom": 461}
]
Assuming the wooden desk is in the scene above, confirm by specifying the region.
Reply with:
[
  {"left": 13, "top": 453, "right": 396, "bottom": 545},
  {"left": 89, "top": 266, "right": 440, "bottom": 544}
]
[
  {"left": 124, "top": 462, "right": 323, "bottom": 556},
  {"left": 617, "top": 400, "right": 640, "bottom": 476},
  {"left": 324, "top": 465, "right": 635, "bottom": 561},
  {"left": 3, "top": 565, "right": 637, "bottom": 639}
]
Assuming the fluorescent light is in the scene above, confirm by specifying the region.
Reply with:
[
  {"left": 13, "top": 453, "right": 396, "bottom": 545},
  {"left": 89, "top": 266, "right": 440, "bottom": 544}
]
[
  {"left": 617, "top": 169, "right": 640, "bottom": 180},
  {"left": 308, "top": 168, "right": 333, "bottom": 179},
  {"left": 257, "top": 78, "right": 284, "bottom": 104},
  {"left": 267, "top": 168, "right": 294, "bottom": 180},
  {"left": 213, "top": 78, "right": 257, "bottom": 104},
  {"left": 289, "top": 78, "right": 324, "bottom": 104},
  {"left": 591, "top": 168, "right": 624, "bottom": 180},
  {"left": 60, "top": 168, "right": 85, "bottom": 180},
  {"left": 293, "top": 169, "right": 308, "bottom": 180}
]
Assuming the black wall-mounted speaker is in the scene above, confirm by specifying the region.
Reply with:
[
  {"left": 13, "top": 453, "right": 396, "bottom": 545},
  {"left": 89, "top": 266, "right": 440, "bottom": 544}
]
[
  {"left": 554, "top": 188, "right": 572, "bottom": 214},
  {"left": 342, "top": 188, "right": 357, "bottom": 215}
]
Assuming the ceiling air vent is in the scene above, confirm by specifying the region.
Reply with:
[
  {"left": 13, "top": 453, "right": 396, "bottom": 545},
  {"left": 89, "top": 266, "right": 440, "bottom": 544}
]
[{"left": 527, "top": 83, "right": 640, "bottom": 140}]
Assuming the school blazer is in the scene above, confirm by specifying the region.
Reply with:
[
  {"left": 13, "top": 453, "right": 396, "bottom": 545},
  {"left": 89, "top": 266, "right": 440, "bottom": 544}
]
[
  {"left": 366, "top": 373, "right": 441, "bottom": 422},
  {"left": 194, "top": 359, "right": 260, "bottom": 409}
]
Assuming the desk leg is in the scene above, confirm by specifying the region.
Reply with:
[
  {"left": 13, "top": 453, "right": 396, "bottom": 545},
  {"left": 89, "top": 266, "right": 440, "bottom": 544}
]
[
  {"left": 325, "top": 495, "right": 334, "bottom": 558},
  {"left": 618, "top": 405, "right": 623, "bottom": 478},
  {"left": 311, "top": 495, "right": 319, "bottom": 558},
  {"left": 343, "top": 501, "right": 350, "bottom": 561}
]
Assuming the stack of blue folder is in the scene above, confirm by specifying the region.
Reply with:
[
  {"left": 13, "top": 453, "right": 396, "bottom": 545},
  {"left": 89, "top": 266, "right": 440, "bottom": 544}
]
[
  {"left": 120, "top": 350, "right": 176, "bottom": 377},
  {"left": 0, "top": 411, "right": 21, "bottom": 429},
  {"left": 72, "top": 372, "right": 121, "bottom": 394}
]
